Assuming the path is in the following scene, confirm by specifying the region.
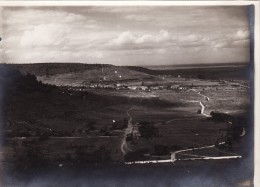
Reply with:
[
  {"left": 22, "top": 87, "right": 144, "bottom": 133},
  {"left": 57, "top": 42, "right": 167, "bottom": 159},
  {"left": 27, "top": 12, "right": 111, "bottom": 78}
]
[
  {"left": 121, "top": 107, "right": 135, "bottom": 155},
  {"left": 199, "top": 101, "right": 210, "bottom": 117},
  {"left": 125, "top": 142, "right": 242, "bottom": 165},
  {"left": 125, "top": 88, "right": 243, "bottom": 164},
  {"left": 190, "top": 89, "right": 210, "bottom": 117}
]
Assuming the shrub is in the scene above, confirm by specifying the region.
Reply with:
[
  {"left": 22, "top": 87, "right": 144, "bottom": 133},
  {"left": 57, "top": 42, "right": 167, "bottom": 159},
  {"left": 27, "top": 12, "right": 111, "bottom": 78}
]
[
  {"left": 210, "top": 111, "right": 232, "bottom": 122},
  {"left": 124, "top": 149, "right": 149, "bottom": 162},
  {"left": 138, "top": 124, "right": 159, "bottom": 138},
  {"left": 38, "top": 131, "right": 50, "bottom": 141},
  {"left": 153, "top": 145, "right": 169, "bottom": 156}
]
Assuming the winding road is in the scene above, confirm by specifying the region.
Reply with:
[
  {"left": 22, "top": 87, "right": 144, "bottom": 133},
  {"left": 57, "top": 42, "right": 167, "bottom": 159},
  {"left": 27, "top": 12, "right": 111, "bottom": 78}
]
[
  {"left": 125, "top": 141, "right": 242, "bottom": 165},
  {"left": 125, "top": 87, "right": 244, "bottom": 165},
  {"left": 125, "top": 142, "right": 242, "bottom": 164},
  {"left": 121, "top": 107, "right": 135, "bottom": 155},
  {"left": 199, "top": 101, "right": 210, "bottom": 117},
  {"left": 190, "top": 89, "right": 210, "bottom": 117}
]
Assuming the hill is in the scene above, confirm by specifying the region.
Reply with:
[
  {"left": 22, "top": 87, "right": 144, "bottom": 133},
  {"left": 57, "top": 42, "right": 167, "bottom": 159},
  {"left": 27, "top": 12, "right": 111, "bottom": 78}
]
[
  {"left": 128, "top": 64, "right": 250, "bottom": 80},
  {"left": 37, "top": 66, "right": 155, "bottom": 86},
  {"left": 1, "top": 65, "right": 175, "bottom": 132},
  {"left": 6, "top": 63, "right": 155, "bottom": 86},
  {"left": 4, "top": 62, "right": 250, "bottom": 88}
]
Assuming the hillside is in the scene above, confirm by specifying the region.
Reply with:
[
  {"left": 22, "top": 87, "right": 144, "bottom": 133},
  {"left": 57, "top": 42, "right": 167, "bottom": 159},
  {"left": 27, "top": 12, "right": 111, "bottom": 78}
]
[
  {"left": 37, "top": 66, "right": 155, "bottom": 86},
  {"left": 1, "top": 66, "right": 175, "bottom": 132},
  {"left": 128, "top": 64, "right": 251, "bottom": 80},
  {"left": 4, "top": 63, "right": 250, "bottom": 87},
  {"left": 6, "top": 63, "right": 155, "bottom": 86}
]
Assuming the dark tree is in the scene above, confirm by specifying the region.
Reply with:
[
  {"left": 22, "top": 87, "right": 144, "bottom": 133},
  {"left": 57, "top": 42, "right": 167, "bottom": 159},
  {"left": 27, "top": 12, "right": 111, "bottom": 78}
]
[
  {"left": 138, "top": 124, "right": 159, "bottom": 138},
  {"left": 124, "top": 149, "right": 149, "bottom": 162},
  {"left": 153, "top": 145, "right": 169, "bottom": 156}
]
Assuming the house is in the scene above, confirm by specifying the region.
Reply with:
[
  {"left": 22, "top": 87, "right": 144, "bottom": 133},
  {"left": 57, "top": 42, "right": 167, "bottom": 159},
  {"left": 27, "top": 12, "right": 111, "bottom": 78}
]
[
  {"left": 170, "top": 85, "right": 179, "bottom": 90},
  {"left": 151, "top": 86, "right": 160, "bottom": 90},
  {"left": 128, "top": 86, "right": 138, "bottom": 90},
  {"left": 139, "top": 86, "right": 148, "bottom": 91},
  {"left": 104, "top": 85, "right": 115, "bottom": 89}
]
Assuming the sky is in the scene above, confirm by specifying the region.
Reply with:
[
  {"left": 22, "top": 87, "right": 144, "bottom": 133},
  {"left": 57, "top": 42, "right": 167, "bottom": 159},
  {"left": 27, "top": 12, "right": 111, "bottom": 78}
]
[{"left": 0, "top": 6, "right": 251, "bottom": 66}]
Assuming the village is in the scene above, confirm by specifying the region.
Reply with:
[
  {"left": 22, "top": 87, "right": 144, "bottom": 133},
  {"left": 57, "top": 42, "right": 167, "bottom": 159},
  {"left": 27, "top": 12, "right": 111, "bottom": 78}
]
[
  {"left": 59, "top": 76, "right": 248, "bottom": 96},
  {"left": 68, "top": 82, "right": 190, "bottom": 92}
]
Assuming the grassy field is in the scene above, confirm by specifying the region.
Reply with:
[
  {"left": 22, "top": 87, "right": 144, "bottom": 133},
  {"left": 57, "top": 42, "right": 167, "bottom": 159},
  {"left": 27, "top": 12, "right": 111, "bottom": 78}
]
[{"left": 0, "top": 63, "right": 251, "bottom": 174}]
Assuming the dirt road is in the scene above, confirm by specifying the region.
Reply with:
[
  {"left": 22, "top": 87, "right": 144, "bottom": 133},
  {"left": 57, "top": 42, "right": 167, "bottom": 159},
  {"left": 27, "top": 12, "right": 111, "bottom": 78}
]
[
  {"left": 125, "top": 142, "right": 242, "bottom": 165},
  {"left": 190, "top": 89, "right": 210, "bottom": 117},
  {"left": 125, "top": 88, "right": 243, "bottom": 164},
  {"left": 121, "top": 107, "right": 135, "bottom": 155},
  {"left": 199, "top": 101, "right": 210, "bottom": 117}
]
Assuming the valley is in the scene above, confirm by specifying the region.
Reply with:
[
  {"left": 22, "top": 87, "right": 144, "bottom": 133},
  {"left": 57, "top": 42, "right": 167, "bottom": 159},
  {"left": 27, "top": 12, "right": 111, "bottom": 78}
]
[{"left": 0, "top": 63, "right": 252, "bottom": 181}]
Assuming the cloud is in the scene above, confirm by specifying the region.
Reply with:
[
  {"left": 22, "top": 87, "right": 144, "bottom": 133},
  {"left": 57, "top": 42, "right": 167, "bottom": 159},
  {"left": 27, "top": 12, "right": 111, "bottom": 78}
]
[
  {"left": 210, "top": 40, "right": 250, "bottom": 49},
  {"left": 4, "top": 7, "right": 103, "bottom": 58},
  {"left": 232, "top": 39, "right": 250, "bottom": 48},
  {"left": 2, "top": 6, "right": 250, "bottom": 65},
  {"left": 177, "top": 34, "right": 209, "bottom": 48},
  {"left": 108, "top": 30, "right": 171, "bottom": 49},
  {"left": 210, "top": 29, "right": 250, "bottom": 49},
  {"left": 137, "top": 30, "right": 170, "bottom": 43},
  {"left": 211, "top": 40, "right": 229, "bottom": 48},
  {"left": 124, "top": 14, "right": 150, "bottom": 21},
  {"left": 20, "top": 23, "right": 71, "bottom": 47},
  {"left": 110, "top": 31, "right": 136, "bottom": 46},
  {"left": 108, "top": 30, "right": 213, "bottom": 50},
  {"left": 4, "top": 8, "right": 86, "bottom": 26},
  {"left": 235, "top": 30, "right": 250, "bottom": 40},
  {"left": 4, "top": 8, "right": 98, "bottom": 49},
  {"left": 180, "top": 34, "right": 204, "bottom": 43}
]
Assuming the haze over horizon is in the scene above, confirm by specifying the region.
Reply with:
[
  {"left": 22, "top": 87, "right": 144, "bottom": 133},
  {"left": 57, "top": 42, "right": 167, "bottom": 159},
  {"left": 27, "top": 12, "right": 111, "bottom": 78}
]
[{"left": 0, "top": 6, "right": 250, "bottom": 66}]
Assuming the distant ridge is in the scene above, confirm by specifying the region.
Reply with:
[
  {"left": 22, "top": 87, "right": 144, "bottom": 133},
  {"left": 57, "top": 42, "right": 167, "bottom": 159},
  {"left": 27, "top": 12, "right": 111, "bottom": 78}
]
[
  {"left": 3, "top": 62, "right": 250, "bottom": 82},
  {"left": 143, "top": 62, "right": 249, "bottom": 68},
  {"left": 144, "top": 62, "right": 249, "bottom": 71},
  {"left": 128, "top": 64, "right": 250, "bottom": 80}
]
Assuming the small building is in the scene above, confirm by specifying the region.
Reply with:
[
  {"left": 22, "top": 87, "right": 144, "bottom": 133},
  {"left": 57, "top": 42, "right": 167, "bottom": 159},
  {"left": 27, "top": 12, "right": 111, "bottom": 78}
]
[
  {"left": 104, "top": 85, "right": 115, "bottom": 89},
  {"left": 128, "top": 86, "right": 138, "bottom": 90},
  {"left": 170, "top": 85, "right": 179, "bottom": 90}
]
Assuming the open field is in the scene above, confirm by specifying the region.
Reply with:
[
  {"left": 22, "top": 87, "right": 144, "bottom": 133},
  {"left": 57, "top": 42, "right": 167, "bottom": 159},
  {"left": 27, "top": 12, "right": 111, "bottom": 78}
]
[{"left": 0, "top": 63, "right": 251, "bottom": 180}]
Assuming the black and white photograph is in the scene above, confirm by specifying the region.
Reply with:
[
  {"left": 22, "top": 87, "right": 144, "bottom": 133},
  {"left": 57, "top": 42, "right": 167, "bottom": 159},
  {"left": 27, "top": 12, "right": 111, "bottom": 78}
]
[{"left": 0, "top": 1, "right": 258, "bottom": 187}]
